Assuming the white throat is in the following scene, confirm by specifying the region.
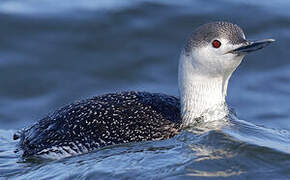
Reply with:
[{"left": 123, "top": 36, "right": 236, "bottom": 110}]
[{"left": 178, "top": 50, "right": 243, "bottom": 126}]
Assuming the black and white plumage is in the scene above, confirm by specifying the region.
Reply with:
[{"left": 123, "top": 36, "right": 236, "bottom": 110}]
[
  {"left": 15, "top": 92, "right": 181, "bottom": 158},
  {"left": 14, "top": 21, "right": 274, "bottom": 158}
]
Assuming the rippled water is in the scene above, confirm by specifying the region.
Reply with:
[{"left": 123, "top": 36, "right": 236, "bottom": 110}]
[{"left": 0, "top": 0, "right": 290, "bottom": 179}]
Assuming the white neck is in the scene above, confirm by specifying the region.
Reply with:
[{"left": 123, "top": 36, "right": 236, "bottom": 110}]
[{"left": 178, "top": 51, "right": 235, "bottom": 126}]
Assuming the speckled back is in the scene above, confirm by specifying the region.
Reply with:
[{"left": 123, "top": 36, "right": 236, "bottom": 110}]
[{"left": 16, "top": 91, "right": 182, "bottom": 157}]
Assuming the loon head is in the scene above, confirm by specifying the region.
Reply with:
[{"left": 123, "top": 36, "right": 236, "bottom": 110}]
[
  {"left": 183, "top": 21, "right": 274, "bottom": 78},
  {"left": 179, "top": 21, "right": 275, "bottom": 126}
]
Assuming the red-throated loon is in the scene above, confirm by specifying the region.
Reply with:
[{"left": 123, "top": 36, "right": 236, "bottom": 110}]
[{"left": 14, "top": 21, "right": 275, "bottom": 159}]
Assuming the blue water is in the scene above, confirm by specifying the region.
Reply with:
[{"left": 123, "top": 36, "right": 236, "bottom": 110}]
[{"left": 1, "top": 0, "right": 290, "bottom": 179}]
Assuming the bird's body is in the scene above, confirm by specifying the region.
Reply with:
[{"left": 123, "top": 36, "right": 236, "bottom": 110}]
[
  {"left": 14, "top": 21, "right": 274, "bottom": 159},
  {"left": 16, "top": 92, "right": 181, "bottom": 158}
]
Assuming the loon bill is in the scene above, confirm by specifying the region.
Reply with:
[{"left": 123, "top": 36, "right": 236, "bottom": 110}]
[{"left": 14, "top": 21, "right": 274, "bottom": 159}]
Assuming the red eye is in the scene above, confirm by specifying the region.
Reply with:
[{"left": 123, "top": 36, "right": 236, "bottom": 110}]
[{"left": 212, "top": 40, "right": 221, "bottom": 48}]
